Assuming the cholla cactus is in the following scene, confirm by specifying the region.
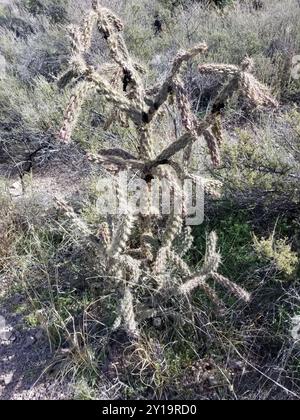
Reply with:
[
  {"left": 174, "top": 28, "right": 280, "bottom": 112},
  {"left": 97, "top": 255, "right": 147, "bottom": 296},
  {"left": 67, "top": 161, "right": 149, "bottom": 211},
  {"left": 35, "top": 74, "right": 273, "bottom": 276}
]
[{"left": 56, "top": 2, "right": 277, "bottom": 339}]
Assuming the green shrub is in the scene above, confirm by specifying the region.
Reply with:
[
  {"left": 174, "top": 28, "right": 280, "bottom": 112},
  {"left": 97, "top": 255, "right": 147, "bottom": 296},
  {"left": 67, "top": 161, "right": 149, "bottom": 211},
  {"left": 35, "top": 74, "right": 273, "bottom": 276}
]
[{"left": 253, "top": 234, "right": 299, "bottom": 277}]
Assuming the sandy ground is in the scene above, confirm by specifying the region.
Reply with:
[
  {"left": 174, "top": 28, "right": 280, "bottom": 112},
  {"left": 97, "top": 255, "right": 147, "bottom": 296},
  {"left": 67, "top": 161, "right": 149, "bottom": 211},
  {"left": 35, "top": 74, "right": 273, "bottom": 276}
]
[{"left": 0, "top": 297, "right": 72, "bottom": 400}]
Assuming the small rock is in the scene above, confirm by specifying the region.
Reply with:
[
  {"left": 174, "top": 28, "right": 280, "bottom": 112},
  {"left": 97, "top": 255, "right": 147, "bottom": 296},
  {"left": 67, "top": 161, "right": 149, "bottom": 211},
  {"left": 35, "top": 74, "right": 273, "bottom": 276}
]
[
  {"left": 207, "top": 375, "right": 218, "bottom": 387},
  {"left": 0, "top": 318, "right": 14, "bottom": 342},
  {"left": 3, "top": 355, "right": 14, "bottom": 362},
  {"left": 3, "top": 373, "right": 14, "bottom": 386},
  {"left": 9, "top": 181, "right": 23, "bottom": 198},
  {"left": 0, "top": 329, "right": 13, "bottom": 342},
  {"left": 24, "top": 335, "right": 36, "bottom": 349}
]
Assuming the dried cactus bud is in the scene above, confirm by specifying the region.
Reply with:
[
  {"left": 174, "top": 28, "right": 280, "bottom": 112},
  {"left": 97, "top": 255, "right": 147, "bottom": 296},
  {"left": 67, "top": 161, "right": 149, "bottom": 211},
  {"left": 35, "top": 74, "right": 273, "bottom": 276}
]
[
  {"left": 81, "top": 11, "right": 97, "bottom": 49},
  {"left": 176, "top": 226, "right": 194, "bottom": 257},
  {"left": 203, "top": 130, "right": 221, "bottom": 167},
  {"left": 153, "top": 246, "right": 168, "bottom": 275},
  {"left": 174, "top": 77, "right": 197, "bottom": 134},
  {"left": 69, "top": 25, "right": 82, "bottom": 55}
]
